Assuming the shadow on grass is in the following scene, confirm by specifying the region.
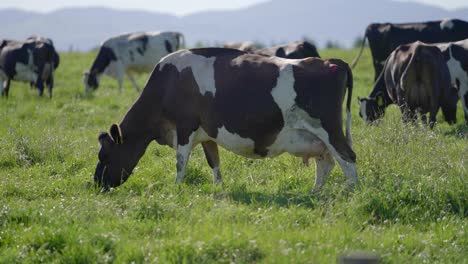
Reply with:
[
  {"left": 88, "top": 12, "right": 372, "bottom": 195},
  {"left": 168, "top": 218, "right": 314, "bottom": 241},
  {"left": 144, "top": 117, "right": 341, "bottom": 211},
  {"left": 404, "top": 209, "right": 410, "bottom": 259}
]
[
  {"left": 226, "top": 184, "right": 318, "bottom": 208},
  {"left": 443, "top": 123, "right": 468, "bottom": 139}
]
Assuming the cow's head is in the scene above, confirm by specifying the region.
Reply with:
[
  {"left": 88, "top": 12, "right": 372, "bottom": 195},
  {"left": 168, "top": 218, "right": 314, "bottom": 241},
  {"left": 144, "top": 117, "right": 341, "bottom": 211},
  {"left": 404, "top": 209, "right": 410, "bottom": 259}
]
[
  {"left": 94, "top": 124, "right": 134, "bottom": 190},
  {"left": 83, "top": 71, "right": 100, "bottom": 92},
  {"left": 358, "top": 92, "right": 386, "bottom": 124}
]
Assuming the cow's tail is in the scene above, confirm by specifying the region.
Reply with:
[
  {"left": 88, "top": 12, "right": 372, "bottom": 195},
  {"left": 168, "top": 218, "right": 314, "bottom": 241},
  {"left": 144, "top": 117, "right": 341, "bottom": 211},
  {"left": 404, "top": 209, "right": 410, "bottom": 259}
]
[
  {"left": 345, "top": 64, "right": 353, "bottom": 148},
  {"left": 350, "top": 31, "right": 367, "bottom": 69}
]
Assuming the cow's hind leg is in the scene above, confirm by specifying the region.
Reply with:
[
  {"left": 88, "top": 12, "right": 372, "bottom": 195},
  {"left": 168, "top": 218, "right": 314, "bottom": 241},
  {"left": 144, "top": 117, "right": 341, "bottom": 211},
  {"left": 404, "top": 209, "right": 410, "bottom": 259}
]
[
  {"left": 202, "top": 141, "right": 222, "bottom": 184},
  {"left": 302, "top": 123, "right": 359, "bottom": 190},
  {"left": 126, "top": 73, "right": 141, "bottom": 92},
  {"left": 313, "top": 151, "right": 335, "bottom": 193}
]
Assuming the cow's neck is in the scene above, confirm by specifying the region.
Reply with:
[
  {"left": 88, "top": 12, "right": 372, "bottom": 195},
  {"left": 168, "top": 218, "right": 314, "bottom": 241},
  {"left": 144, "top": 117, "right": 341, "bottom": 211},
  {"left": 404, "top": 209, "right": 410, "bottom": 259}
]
[
  {"left": 90, "top": 46, "right": 115, "bottom": 75},
  {"left": 369, "top": 70, "right": 393, "bottom": 108}
]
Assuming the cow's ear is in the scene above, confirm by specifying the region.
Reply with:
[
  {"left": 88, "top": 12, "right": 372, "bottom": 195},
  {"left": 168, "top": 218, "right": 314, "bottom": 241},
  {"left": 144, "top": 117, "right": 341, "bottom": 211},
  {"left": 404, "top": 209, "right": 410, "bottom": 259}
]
[
  {"left": 110, "top": 124, "right": 123, "bottom": 144},
  {"left": 98, "top": 132, "right": 114, "bottom": 146}
]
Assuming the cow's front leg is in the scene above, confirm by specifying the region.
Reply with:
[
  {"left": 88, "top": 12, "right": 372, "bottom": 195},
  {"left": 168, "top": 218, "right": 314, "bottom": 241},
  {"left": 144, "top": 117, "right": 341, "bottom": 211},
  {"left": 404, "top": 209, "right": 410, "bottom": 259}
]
[
  {"left": 202, "top": 141, "right": 222, "bottom": 184},
  {"left": 312, "top": 152, "right": 335, "bottom": 194},
  {"left": 47, "top": 73, "right": 54, "bottom": 98},
  {"left": 2, "top": 79, "right": 11, "bottom": 97},
  {"left": 175, "top": 130, "right": 195, "bottom": 184},
  {"left": 35, "top": 77, "right": 44, "bottom": 96}
]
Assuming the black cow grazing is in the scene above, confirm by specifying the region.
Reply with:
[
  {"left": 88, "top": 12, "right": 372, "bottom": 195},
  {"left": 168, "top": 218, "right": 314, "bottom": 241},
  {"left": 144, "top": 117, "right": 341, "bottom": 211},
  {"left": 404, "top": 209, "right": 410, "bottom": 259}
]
[
  {"left": 84, "top": 31, "right": 185, "bottom": 92},
  {"left": 435, "top": 39, "right": 468, "bottom": 124},
  {"left": 358, "top": 41, "right": 457, "bottom": 128},
  {"left": 256, "top": 41, "right": 320, "bottom": 59},
  {"left": 94, "top": 48, "right": 358, "bottom": 193},
  {"left": 0, "top": 38, "right": 58, "bottom": 97},
  {"left": 352, "top": 19, "right": 468, "bottom": 80},
  {"left": 27, "top": 36, "right": 60, "bottom": 93}
]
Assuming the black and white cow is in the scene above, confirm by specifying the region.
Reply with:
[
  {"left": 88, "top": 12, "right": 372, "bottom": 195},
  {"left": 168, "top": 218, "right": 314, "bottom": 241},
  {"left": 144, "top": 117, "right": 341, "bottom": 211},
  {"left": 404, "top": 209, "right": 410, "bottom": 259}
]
[
  {"left": 435, "top": 39, "right": 468, "bottom": 124},
  {"left": 255, "top": 41, "right": 320, "bottom": 59},
  {"left": 358, "top": 41, "right": 456, "bottom": 128},
  {"left": 84, "top": 31, "right": 185, "bottom": 92},
  {"left": 352, "top": 19, "right": 468, "bottom": 80},
  {"left": 27, "top": 36, "right": 60, "bottom": 93},
  {"left": 0, "top": 38, "right": 58, "bottom": 97},
  {"left": 93, "top": 48, "right": 358, "bottom": 193}
]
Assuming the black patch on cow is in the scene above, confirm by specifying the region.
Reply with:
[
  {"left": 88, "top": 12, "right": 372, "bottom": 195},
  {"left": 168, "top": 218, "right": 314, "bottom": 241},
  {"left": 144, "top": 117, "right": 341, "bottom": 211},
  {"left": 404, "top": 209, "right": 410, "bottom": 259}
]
[
  {"left": 191, "top": 48, "right": 246, "bottom": 58},
  {"left": 89, "top": 46, "right": 117, "bottom": 75},
  {"left": 135, "top": 34, "right": 148, "bottom": 56},
  {"left": 129, "top": 50, "right": 135, "bottom": 62},
  {"left": 165, "top": 40, "right": 173, "bottom": 53},
  {"left": 275, "top": 48, "right": 286, "bottom": 57}
]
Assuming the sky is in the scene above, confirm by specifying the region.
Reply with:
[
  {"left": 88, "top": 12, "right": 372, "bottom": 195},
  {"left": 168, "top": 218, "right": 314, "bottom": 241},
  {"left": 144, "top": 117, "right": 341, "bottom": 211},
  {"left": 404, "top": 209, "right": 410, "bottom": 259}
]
[{"left": 1, "top": 0, "right": 467, "bottom": 16}]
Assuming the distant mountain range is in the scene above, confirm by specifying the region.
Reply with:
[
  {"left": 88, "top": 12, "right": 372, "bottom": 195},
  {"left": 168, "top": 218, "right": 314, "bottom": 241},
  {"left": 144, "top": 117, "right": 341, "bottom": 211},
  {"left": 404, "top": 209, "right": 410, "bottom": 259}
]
[{"left": 1, "top": 0, "right": 467, "bottom": 51}]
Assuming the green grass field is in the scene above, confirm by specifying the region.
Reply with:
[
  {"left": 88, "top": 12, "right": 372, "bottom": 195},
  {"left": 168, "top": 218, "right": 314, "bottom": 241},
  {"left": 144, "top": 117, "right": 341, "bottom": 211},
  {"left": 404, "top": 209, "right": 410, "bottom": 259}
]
[{"left": 0, "top": 48, "right": 466, "bottom": 263}]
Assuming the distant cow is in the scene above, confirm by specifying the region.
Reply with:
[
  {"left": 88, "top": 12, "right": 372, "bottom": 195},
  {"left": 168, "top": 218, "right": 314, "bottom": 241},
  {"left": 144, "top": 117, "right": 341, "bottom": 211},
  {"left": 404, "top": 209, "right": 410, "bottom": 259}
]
[
  {"left": 93, "top": 48, "right": 358, "bottom": 193},
  {"left": 27, "top": 35, "right": 60, "bottom": 93},
  {"left": 256, "top": 41, "right": 320, "bottom": 59},
  {"left": 435, "top": 39, "right": 468, "bottom": 124},
  {"left": 84, "top": 31, "right": 185, "bottom": 92},
  {"left": 358, "top": 41, "right": 456, "bottom": 128},
  {"left": 352, "top": 19, "right": 468, "bottom": 80},
  {"left": 223, "top": 42, "right": 262, "bottom": 52},
  {"left": 0, "top": 38, "right": 58, "bottom": 97}
]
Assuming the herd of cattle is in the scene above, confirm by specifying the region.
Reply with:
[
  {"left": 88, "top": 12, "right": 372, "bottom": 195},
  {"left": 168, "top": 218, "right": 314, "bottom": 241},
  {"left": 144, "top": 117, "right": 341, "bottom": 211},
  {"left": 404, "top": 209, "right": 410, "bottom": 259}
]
[{"left": 1, "top": 18, "right": 467, "bottom": 191}]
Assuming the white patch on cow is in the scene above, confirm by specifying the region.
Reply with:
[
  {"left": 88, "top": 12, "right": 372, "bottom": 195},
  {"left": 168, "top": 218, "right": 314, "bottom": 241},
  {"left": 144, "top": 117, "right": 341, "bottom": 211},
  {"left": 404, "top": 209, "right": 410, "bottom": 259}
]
[
  {"left": 271, "top": 64, "right": 296, "bottom": 114},
  {"left": 215, "top": 126, "right": 258, "bottom": 158},
  {"left": 175, "top": 132, "right": 196, "bottom": 183},
  {"left": 14, "top": 62, "right": 37, "bottom": 82},
  {"left": 159, "top": 50, "right": 217, "bottom": 96},
  {"left": 359, "top": 101, "right": 368, "bottom": 123},
  {"left": 440, "top": 19, "right": 454, "bottom": 30},
  {"left": 446, "top": 46, "right": 468, "bottom": 117}
]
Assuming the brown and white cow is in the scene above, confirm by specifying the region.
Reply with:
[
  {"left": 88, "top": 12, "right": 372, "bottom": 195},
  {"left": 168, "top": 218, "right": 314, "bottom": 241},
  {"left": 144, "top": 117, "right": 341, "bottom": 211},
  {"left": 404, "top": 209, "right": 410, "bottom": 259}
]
[
  {"left": 93, "top": 48, "right": 358, "bottom": 193},
  {"left": 358, "top": 41, "right": 456, "bottom": 128},
  {"left": 255, "top": 41, "right": 320, "bottom": 59},
  {"left": 84, "top": 31, "right": 184, "bottom": 92}
]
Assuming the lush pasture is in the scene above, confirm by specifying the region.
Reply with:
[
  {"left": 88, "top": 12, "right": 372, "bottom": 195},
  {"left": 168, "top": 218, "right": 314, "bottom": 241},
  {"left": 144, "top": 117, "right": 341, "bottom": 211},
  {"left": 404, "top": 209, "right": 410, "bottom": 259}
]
[{"left": 0, "top": 48, "right": 466, "bottom": 263}]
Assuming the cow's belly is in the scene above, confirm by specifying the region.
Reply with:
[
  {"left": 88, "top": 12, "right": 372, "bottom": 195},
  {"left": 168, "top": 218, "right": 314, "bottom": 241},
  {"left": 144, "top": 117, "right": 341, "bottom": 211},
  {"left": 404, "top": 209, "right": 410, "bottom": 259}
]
[
  {"left": 267, "top": 128, "right": 326, "bottom": 158},
  {"left": 199, "top": 126, "right": 326, "bottom": 159},
  {"left": 14, "top": 63, "right": 37, "bottom": 82},
  {"left": 212, "top": 126, "right": 260, "bottom": 158}
]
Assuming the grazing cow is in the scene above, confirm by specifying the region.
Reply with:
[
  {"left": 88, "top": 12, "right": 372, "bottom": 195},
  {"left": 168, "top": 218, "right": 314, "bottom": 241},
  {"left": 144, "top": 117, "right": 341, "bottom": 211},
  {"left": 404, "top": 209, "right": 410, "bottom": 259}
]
[
  {"left": 27, "top": 36, "right": 60, "bottom": 94},
  {"left": 352, "top": 19, "right": 468, "bottom": 80},
  {"left": 255, "top": 41, "right": 320, "bottom": 59},
  {"left": 0, "top": 38, "right": 58, "bottom": 97},
  {"left": 84, "top": 31, "right": 185, "bottom": 92},
  {"left": 223, "top": 42, "right": 262, "bottom": 52},
  {"left": 434, "top": 39, "right": 468, "bottom": 124},
  {"left": 358, "top": 41, "right": 456, "bottom": 128},
  {"left": 93, "top": 48, "right": 358, "bottom": 193}
]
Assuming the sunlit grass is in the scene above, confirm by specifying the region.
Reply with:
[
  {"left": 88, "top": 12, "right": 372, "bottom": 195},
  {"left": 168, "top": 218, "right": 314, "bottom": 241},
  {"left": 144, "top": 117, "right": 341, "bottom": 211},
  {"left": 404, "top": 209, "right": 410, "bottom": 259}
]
[{"left": 0, "top": 48, "right": 466, "bottom": 263}]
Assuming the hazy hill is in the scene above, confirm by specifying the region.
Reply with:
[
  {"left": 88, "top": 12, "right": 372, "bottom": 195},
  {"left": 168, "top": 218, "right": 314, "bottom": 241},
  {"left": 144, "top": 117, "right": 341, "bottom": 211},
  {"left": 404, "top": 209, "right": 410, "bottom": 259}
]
[{"left": 1, "top": 0, "right": 467, "bottom": 51}]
